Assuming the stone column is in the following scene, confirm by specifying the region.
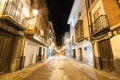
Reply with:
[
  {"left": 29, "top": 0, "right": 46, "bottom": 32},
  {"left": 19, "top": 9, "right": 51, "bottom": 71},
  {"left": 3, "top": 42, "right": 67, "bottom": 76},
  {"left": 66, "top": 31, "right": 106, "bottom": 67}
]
[{"left": 10, "top": 36, "right": 26, "bottom": 72}]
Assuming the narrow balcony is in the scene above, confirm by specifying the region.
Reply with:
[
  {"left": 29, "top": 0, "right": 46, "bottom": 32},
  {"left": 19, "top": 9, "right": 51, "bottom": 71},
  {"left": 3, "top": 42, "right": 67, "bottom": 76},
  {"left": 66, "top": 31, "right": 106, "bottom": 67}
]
[
  {"left": 75, "top": 20, "right": 84, "bottom": 42},
  {"left": 0, "top": 1, "right": 25, "bottom": 30},
  {"left": 26, "top": 18, "right": 47, "bottom": 46},
  {"left": 90, "top": 15, "right": 110, "bottom": 36}
]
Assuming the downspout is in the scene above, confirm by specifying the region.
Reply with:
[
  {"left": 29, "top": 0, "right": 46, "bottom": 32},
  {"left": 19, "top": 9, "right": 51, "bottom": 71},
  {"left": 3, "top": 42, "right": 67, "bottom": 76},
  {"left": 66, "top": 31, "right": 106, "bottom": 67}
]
[{"left": 84, "top": 0, "right": 96, "bottom": 68}]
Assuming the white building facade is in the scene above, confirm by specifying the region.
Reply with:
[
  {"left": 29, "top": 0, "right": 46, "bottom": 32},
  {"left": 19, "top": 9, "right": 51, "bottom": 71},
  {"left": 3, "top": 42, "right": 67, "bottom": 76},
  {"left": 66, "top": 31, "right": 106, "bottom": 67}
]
[{"left": 68, "top": 0, "right": 94, "bottom": 66}]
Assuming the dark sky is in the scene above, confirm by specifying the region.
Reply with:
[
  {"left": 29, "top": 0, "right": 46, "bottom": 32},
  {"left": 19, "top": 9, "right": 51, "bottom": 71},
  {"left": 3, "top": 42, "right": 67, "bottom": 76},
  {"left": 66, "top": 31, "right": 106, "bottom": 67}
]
[{"left": 46, "top": 0, "right": 74, "bottom": 46}]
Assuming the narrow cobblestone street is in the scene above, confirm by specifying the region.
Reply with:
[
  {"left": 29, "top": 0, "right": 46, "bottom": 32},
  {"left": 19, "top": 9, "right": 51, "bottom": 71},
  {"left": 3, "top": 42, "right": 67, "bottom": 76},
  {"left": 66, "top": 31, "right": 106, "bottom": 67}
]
[{"left": 0, "top": 55, "right": 120, "bottom": 80}]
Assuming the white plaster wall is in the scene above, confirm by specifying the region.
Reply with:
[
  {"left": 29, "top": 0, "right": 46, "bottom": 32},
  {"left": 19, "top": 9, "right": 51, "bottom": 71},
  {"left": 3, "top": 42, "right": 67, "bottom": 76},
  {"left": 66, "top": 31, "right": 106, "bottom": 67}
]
[
  {"left": 83, "top": 43, "right": 93, "bottom": 66},
  {"left": 75, "top": 41, "right": 93, "bottom": 65},
  {"left": 110, "top": 34, "right": 120, "bottom": 72},
  {"left": 23, "top": 39, "right": 39, "bottom": 67},
  {"left": 43, "top": 47, "right": 48, "bottom": 60},
  {"left": 24, "top": 43, "right": 38, "bottom": 67},
  {"left": 70, "top": 27, "right": 75, "bottom": 41},
  {"left": 75, "top": 48, "right": 79, "bottom": 61}
]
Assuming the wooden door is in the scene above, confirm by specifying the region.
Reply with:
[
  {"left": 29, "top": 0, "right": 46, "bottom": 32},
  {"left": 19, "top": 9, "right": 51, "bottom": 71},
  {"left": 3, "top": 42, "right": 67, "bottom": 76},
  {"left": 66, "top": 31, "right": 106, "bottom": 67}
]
[
  {"left": 38, "top": 47, "right": 42, "bottom": 61},
  {"left": 0, "top": 29, "right": 15, "bottom": 74},
  {"left": 73, "top": 49, "right": 76, "bottom": 58},
  {"left": 78, "top": 48, "right": 82, "bottom": 61},
  {"left": 98, "top": 39, "right": 115, "bottom": 72}
]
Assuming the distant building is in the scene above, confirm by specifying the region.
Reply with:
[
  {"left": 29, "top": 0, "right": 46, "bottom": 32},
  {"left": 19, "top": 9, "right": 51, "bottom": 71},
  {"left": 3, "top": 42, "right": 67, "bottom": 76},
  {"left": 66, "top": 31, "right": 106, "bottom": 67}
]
[
  {"left": 47, "top": 21, "right": 56, "bottom": 57},
  {"left": 63, "top": 31, "right": 71, "bottom": 57}
]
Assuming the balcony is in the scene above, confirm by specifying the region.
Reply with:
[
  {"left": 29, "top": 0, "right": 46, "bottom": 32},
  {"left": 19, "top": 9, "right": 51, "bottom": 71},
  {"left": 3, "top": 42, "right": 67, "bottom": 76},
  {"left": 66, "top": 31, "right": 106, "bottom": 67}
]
[
  {"left": 0, "top": 1, "right": 25, "bottom": 30},
  {"left": 26, "top": 17, "right": 47, "bottom": 46},
  {"left": 75, "top": 20, "right": 84, "bottom": 42},
  {"left": 90, "top": 15, "right": 110, "bottom": 36}
]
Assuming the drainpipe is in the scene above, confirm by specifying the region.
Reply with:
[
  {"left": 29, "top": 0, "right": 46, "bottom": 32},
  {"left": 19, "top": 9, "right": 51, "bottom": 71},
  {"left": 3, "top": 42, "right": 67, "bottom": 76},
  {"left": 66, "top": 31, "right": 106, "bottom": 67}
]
[{"left": 84, "top": 0, "right": 96, "bottom": 68}]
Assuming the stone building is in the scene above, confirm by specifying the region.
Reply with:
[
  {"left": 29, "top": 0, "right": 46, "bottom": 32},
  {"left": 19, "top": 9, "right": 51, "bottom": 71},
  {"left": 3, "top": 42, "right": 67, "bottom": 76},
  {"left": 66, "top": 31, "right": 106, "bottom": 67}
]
[
  {"left": 0, "top": 0, "right": 30, "bottom": 74},
  {"left": 0, "top": 0, "right": 52, "bottom": 74},
  {"left": 86, "top": 0, "right": 120, "bottom": 72},
  {"left": 68, "top": 0, "right": 120, "bottom": 73},
  {"left": 22, "top": 0, "right": 50, "bottom": 67}
]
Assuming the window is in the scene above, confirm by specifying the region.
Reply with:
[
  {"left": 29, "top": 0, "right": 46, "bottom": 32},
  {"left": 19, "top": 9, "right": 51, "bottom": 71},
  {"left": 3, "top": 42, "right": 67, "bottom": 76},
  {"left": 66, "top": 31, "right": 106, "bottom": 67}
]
[
  {"left": 15, "top": 1, "right": 23, "bottom": 24},
  {"left": 3, "top": 0, "right": 24, "bottom": 25}
]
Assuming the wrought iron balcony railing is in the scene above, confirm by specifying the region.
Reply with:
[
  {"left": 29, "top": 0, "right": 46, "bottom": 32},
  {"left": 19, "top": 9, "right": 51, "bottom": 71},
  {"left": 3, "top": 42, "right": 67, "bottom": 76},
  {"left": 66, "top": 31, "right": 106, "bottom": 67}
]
[
  {"left": 90, "top": 15, "right": 109, "bottom": 36},
  {"left": 1, "top": 1, "right": 25, "bottom": 30}
]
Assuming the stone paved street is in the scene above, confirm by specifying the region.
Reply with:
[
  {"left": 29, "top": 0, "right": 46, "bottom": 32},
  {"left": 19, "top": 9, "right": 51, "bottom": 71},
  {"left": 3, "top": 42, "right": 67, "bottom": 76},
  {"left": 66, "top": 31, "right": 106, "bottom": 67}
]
[{"left": 0, "top": 55, "right": 120, "bottom": 80}]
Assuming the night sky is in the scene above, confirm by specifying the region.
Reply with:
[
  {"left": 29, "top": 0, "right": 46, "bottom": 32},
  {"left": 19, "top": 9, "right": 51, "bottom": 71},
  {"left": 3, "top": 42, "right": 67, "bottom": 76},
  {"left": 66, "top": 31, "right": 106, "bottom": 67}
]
[{"left": 46, "top": 0, "right": 74, "bottom": 46}]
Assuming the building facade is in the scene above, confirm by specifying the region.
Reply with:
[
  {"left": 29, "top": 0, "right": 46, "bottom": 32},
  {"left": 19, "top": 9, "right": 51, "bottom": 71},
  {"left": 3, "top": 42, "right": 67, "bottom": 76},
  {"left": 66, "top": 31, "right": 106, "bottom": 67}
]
[
  {"left": 47, "top": 21, "right": 56, "bottom": 57},
  {"left": 68, "top": 0, "right": 94, "bottom": 66},
  {"left": 64, "top": 31, "right": 71, "bottom": 57},
  {"left": 86, "top": 0, "right": 120, "bottom": 72},
  {"left": 0, "top": 0, "right": 30, "bottom": 74},
  {"left": 0, "top": 0, "right": 53, "bottom": 74},
  {"left": 68, "top": 0, "right": 120, "bottom": 73},
  {"left": 22, "top": 0, "right": 50, "bottom": 67}
]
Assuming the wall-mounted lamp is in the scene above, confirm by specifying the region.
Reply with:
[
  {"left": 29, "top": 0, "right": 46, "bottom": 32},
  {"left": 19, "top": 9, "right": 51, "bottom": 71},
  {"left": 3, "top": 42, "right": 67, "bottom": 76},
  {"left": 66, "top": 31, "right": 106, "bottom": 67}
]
[
  {"left": 24, "top": 9, "right": 38, "bottom": 21},
  {"left": 32, "top": 9, "right": 38, "bottom": 16}
]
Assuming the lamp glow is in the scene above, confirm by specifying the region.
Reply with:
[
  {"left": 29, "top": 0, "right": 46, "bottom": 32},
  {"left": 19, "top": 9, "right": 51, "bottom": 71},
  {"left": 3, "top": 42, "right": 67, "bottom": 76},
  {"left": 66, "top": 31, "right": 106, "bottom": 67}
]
[{"left": 33, "top": 9, "right": 38, "bottom": 16}]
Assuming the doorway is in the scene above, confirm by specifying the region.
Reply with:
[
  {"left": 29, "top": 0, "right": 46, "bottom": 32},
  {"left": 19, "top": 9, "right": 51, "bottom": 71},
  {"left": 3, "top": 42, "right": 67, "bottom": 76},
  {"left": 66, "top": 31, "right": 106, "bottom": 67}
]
[
  {"left": 98, "top": 39, "right": 115, "bottom": 72},
  {"left": 0, "top": 29, "right": 15, "bottom": 74},
  {"left": 72, "top": 49, "right": 76, "bottom": 58},
  {"left": 38, "top": 47, "right": 42, "bottom": 61},
  {"left": 78, "top": 48, "right": 82, "bottom": 61}
]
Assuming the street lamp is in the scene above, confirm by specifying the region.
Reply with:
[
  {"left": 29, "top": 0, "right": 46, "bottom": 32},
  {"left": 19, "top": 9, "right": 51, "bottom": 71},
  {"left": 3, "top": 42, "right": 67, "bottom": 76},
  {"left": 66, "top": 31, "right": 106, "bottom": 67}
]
[
  {"left": 23, "top": 9, "right": 38, "bottom": 27},
  {"left": 24, "top": 9, "right": 38, "bottom": 20},
  {"left": 32, "top": 9, "right": 38, "bottom": 16}
]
